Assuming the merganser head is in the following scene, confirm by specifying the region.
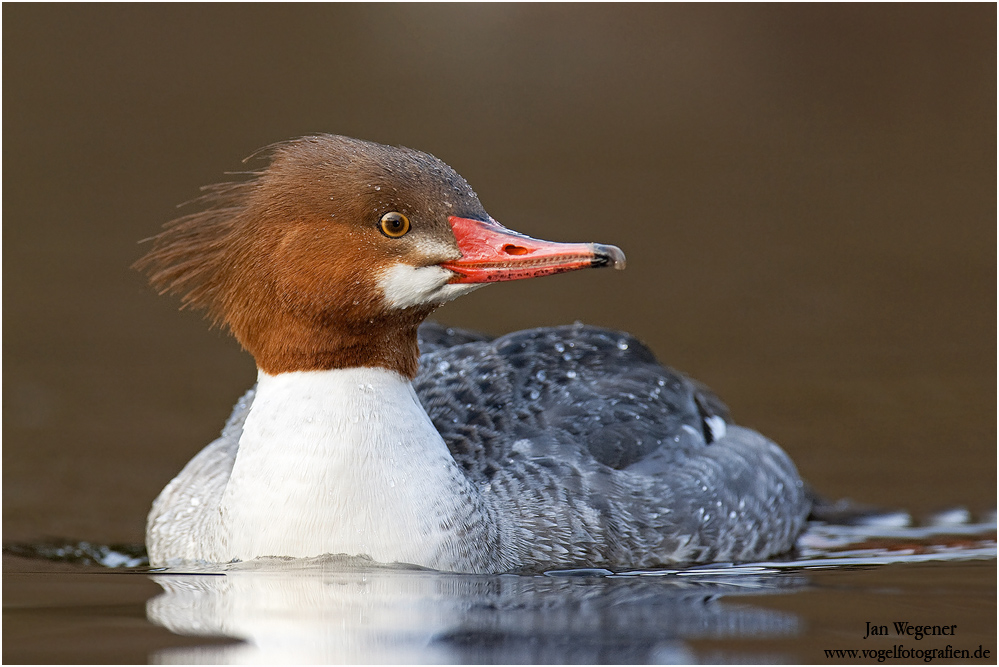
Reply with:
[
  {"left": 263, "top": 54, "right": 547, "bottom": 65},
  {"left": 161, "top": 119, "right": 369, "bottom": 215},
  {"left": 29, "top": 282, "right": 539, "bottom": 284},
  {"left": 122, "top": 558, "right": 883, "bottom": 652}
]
[{"left": 136, "top": 134, "right": 625, "bottom": 377}]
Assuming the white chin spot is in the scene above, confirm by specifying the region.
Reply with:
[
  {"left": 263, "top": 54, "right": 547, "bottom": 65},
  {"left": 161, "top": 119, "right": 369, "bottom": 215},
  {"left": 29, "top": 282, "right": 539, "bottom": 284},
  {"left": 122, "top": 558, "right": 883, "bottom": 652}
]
[{"left": 378, "top": 264, "right": 484, "bottom": 310}]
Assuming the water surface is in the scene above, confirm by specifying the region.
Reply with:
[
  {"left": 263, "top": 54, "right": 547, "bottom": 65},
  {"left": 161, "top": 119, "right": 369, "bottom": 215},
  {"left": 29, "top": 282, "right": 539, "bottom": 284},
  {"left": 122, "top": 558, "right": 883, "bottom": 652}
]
[{"left": 5, "top": 521, "right": 995, "bottom": 663}]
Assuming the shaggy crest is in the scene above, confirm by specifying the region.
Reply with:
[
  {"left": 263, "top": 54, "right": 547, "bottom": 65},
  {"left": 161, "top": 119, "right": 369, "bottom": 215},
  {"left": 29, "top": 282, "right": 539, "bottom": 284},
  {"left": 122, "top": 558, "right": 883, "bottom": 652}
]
[{"left": 134, "top": 177, "right": 257, "bottom": 327}]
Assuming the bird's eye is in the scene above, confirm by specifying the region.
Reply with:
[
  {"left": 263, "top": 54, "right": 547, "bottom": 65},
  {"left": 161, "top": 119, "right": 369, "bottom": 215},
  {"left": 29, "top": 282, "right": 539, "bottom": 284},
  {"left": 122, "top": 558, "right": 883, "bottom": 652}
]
[{"left": 379, "top": 212, "right": 410, "bottom": 238}]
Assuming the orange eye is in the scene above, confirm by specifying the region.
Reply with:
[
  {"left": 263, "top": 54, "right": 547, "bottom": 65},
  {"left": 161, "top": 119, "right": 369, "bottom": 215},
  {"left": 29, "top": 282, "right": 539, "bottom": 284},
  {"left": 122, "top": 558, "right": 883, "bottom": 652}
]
[{"left": 379, "top": 212, "right": 410, "bottom": 238}]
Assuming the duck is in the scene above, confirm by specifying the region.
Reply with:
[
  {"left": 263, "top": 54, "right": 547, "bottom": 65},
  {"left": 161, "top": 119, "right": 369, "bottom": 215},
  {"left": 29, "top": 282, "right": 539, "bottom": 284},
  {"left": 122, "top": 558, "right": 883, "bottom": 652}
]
[{"left": 137, "top": 134, "right": 809, "bottom": 573}]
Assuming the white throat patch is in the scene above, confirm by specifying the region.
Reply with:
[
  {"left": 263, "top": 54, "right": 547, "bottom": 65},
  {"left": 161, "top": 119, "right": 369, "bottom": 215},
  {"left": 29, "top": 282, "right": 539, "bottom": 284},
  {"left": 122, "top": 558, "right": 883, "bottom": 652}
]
[{"left": 377, "top": 263, "right": 483, "bottom": 309}]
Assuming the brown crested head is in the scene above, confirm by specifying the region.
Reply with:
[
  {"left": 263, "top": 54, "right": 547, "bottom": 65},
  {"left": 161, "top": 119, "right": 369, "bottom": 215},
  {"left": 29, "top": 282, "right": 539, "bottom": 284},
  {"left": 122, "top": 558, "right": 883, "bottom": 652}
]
[{"left": 135, "top": 134, "right": 488, "bottom": 377}]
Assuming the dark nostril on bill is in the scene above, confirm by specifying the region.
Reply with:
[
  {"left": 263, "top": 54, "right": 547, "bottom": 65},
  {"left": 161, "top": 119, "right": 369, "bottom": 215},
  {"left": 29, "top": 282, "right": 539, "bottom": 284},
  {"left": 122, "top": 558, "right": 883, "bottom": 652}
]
[{"left": 503, "top": 244, "right": 531, "bottom": 255}]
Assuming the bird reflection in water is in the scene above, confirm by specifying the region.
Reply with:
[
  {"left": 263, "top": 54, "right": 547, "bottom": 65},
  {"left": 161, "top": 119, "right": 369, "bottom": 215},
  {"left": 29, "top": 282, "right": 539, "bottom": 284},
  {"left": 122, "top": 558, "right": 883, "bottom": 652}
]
[{"left": 146, "top": 556, "right": 803, "bottom": 663}]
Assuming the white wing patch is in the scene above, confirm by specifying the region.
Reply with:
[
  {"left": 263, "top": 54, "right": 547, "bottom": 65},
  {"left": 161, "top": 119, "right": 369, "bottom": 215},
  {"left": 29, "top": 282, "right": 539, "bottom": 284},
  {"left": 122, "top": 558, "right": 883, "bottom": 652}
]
[{"left": 705, "top": 415, "right": 727, "bottom": 442}]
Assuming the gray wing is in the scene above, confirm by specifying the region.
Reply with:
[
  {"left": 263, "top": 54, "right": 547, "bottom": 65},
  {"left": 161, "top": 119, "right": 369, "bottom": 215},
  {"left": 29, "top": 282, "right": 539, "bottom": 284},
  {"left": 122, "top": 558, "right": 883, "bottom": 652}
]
[
  {"left": 414, "top": 323, "right": 809, "bottom": 567},
  {"left": 415, "top": 324, "right": 724, "bottom": 475}
]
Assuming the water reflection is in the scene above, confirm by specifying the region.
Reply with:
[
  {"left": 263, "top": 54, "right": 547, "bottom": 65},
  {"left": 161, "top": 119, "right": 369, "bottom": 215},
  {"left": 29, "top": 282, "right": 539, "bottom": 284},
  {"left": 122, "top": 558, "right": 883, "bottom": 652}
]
[{"left": 147, "top": 559, "right": 805, "bottom": 663}]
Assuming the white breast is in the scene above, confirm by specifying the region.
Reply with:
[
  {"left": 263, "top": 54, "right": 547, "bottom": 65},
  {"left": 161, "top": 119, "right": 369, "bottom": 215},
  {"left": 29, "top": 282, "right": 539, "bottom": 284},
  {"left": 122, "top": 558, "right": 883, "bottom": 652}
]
[{"left": 218, "top": 367, "right": 492, "bottom": 569}]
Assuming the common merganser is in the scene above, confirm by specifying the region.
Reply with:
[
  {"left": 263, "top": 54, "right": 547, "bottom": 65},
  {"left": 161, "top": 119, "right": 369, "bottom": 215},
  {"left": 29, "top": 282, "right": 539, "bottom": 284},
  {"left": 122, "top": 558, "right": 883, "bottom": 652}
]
[{"left": 137, "top": 134, "right": 809, "bottom": 573}]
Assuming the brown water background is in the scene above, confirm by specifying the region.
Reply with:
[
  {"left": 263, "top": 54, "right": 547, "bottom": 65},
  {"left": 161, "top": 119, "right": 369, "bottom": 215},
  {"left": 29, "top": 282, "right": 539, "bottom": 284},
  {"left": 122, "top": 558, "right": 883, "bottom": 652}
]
[{"left": 3, "top": 5, "right": 995, "bottom": 661}]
